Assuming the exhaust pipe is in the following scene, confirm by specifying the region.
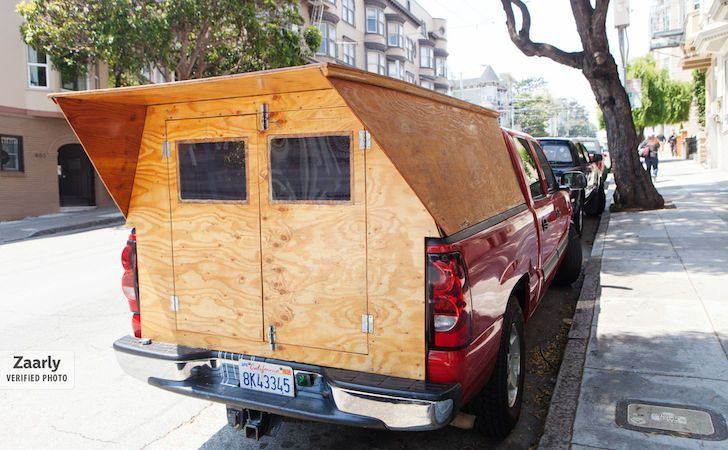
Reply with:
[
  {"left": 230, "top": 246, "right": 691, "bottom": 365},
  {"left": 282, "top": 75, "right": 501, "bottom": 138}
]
[{"left": 450, "top": 412, "right": 476, "bottom": 430}]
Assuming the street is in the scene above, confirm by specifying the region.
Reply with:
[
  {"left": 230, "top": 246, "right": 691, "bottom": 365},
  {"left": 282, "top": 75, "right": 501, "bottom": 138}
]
[{"left": 0, "top": 213, "right": 599, "bottom": 449}]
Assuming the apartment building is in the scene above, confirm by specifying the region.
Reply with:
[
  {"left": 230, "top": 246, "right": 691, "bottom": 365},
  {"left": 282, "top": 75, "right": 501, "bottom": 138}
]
[
  {"left": 300, "top": 0, "right": 450, "bottom": 94},
  {"left": 450, "top": 66, "right": 514, "bottom": 127},
  {"left": 687, "top": 0, "right": 728, "bottom": 170},
  {"left": 0, "top": 0, "right": 113, "bottom": 221}
]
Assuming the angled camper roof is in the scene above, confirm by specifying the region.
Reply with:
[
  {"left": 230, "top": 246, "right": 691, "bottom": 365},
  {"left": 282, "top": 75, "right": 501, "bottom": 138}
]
[{"left": 50, "top": 63, "right": 522, "bottom": 236}]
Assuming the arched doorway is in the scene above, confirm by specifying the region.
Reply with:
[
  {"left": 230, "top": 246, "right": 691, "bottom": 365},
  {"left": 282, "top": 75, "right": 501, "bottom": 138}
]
[{"left": 58, "top": 144, "right": 96, "bottom": 206}]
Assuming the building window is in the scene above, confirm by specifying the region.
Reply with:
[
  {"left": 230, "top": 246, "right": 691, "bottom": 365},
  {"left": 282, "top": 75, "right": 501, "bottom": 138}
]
[
  {"left": 405, "top": 38, "right": 416, "bottom": 61},
  {"left": 342, "top": 0, "right": 355, "bottom": 25},
  {"left": 27, "top": 46, "right": 48, "bottom": 88},
  {"left": 388, "top": 60, "right": 404, "bottom": 80},
  {"left": 367, "top": 51, "right": 385, "bottom": 75},
  {"left": 387, "top": 22, "right": 404, "bottom": 48},
  {"left": 405, "top": 71, "right": 415, "bottom": 84},
  {"left": 366, "top": 7, "right": 384, "bottom": 35},
  {"left": 421, "top": 22, "right": 427, "bottom": 37},
  {"left": 435, "top": 57, "right": 447, "bottom": 78},
  {"left": 421, "top": 79, "right": 434, "bottom": 90},
  {"left": 61, "top": 73, "right": 88, "bottom": 91},
  {"left": 0, "top": 135, "right": 24, "bottom": 172},
  {"left": 420, "top": 46, "right": 433, "bottom": 69},
  {"left": 343, "top": 40, "right": 356, "bottom": 66},
  {"left": 318, "top": 22, "right": 337, "bottom": 58}
]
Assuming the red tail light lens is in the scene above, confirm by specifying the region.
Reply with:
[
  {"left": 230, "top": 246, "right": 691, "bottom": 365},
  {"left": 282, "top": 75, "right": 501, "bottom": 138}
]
[
  {"left": 121, "top": 229, "right": 141, "bottom": 338},
  {"left": 427, "top": 250, "right": 471, "bottom": 348}
]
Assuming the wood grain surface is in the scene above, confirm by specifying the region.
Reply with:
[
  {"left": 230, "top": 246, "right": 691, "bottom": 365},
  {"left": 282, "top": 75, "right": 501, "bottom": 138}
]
[{"left": 329, "top": 78, "right": 524, "bottom": 235}]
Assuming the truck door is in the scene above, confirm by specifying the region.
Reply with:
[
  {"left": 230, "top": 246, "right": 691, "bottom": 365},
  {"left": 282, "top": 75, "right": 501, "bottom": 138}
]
[
  {"left": 166, "top": 115, "right": 264, "bottom": 342},
  {"left": 259, "top": 107, "right": 368, "bottom": 355}
]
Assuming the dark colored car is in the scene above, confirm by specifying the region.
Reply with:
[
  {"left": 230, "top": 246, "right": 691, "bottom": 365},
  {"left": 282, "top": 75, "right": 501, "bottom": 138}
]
[{"left": 537, "top": 138, "right": 606, "bottom": 234}]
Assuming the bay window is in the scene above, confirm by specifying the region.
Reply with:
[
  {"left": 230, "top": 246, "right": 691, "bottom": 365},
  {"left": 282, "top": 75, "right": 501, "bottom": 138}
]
[{"left": 366, "top": 7, "right": 384, "bottom": 35}]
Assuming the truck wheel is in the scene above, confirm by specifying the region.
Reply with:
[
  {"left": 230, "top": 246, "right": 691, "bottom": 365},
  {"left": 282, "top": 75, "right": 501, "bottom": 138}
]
[
  {"left": 553, "top": 228, "right": 582, "bottom": 286},
  {"left": 472, "top": 296, "right": 525, "bottom": 438}
]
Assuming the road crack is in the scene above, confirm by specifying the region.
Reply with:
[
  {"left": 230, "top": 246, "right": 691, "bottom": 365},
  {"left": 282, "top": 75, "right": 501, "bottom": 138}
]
[
  {"left": 140, "top": 403, "right": 215, "bottom": 449},
  {"left": 50, "top": 425, "right": 118, "bottom": 445}
]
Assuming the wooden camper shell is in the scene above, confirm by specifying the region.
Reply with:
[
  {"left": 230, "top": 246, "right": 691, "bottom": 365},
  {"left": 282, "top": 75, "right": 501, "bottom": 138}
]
[
  {"left": 50, "top": 63, "right": 523, "bottom": 236},
  {"left": 50, "top": 64, "right": 525, "bottom": 381}
]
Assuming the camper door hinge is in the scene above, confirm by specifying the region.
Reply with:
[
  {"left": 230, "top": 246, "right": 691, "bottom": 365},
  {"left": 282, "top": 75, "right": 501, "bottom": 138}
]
[
  {"left": 358, "top": 130, "right": 371, "bottom": 150},
  {"left": 361, "top": 314, "right": 373, "bottom": 333},
  {"left": 267, "top": 325, "right": 276, "bottom": 350},
  {"left": 162, "top": 140, "right": 171, "bottom": 159},
  {"left": 260, "top": 103, "right": 269, "bottom": 131},
  {"left": 170, "top": 295, "right": 179, "bottom": 312}
]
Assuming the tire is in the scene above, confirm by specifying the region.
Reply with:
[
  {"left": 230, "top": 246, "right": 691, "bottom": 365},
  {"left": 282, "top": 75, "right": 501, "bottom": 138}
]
[
  {"left": 586, "top": 184, "right": 606, "bottom": 216},
  {"left": 573, "top": 196, "right": 584, "bottom": 236},
  {"left": 597, "top": 185, "right": 606, "bottom": 213},
  {"left": 553, "top": 228, "right": 582, "bottom": 286},
  {"left": 472, "top": 296, "right": 526, "bottom": 438}
]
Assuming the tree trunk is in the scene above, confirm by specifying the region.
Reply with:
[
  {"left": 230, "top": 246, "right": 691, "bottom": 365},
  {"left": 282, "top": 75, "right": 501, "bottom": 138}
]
[{"left": 589, "top": 72, "right": 663, "bottom": 208}]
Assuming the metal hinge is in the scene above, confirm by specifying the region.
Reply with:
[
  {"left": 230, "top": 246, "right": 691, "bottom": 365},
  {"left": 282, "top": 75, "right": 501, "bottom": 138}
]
[
  {"left": 259, "top": 103, "right": 269, "bottom": 131},
  {"left": 358, "top": 130, "right": 371, "bottom": 150},
  {"left": 268, "top": 325, "right": 277, "bottom": 350},
  {"left": 361, "top": 314, "right": 373, "bottom": 333},
  {"left": 162, "top": 140, "right": 171, "bottom": 159},
  {"left": 170, "top": 295, "right": 179, "bottom": 312}
]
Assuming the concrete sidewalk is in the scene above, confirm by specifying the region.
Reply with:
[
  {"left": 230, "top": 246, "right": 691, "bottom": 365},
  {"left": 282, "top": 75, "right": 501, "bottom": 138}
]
[
  {"left": 543, "top": 159, "right": 728, "bottom": 449},
  {"left": 0, "top": 207, "right": 124, "bottom": 244}
]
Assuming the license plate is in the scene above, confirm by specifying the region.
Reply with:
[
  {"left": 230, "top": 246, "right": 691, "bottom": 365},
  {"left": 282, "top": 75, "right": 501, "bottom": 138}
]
[{"left": 238, "top": 360, "right": 295, "bottom": 397}]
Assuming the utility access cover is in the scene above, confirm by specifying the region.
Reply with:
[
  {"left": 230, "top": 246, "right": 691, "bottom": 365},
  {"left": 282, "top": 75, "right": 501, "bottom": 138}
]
[{"left": 616, "top": 400, "right": 727, "bottom": 441}]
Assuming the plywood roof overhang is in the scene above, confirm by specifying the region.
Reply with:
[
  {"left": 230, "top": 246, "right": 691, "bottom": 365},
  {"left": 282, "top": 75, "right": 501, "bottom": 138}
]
[{"left": 50, "top": 63, "right": 518, "bottom": 235}]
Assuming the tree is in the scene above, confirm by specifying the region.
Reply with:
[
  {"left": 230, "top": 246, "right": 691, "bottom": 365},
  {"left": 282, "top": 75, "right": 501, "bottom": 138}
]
[
  {"left": 17, "top": 0, "right": 321, "bottom": 87},
  {"left": 513, "top": 77, "right": 556, "bottom": 136},
  {"left": 627, "top": 56, "right": 692, "bottom": 140},
  {"left": 500, "top": 0, "right": 663, "bottom": 209},
  {"left": 557, "top": 98, "right": 597, "bottom": 137},
  {"left": 693, "top": 70, "right": 706, "bottom": 128}
]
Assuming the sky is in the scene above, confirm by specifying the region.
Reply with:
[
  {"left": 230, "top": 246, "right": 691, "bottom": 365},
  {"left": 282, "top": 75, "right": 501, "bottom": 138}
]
[{"left": 417, "top": 0, "right": 651, "bottom": 122}]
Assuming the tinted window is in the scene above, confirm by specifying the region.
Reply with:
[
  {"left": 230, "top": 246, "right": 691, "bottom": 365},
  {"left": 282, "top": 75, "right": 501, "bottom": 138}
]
[
  {"left": 541, "top": 142, "right": 574, "bottom": 164},
  {"left": 513, "top": 137, "right": 544, "bottom": 199},
  {"left": 532, "top": 142, "right": 558, "bottom": 192},
  {"left": 178, "top": 140, "right": 246, "bottom": 201},
  {"left": 270, "top": 135, "right": 351, "bottom": 202},
  {"left": 576, "top": 143, "right": 588, "bottom": 163}
]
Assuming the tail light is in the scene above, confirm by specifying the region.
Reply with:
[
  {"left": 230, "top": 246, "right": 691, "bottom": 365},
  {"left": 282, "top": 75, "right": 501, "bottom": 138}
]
[
  {"left": 121, "top": 229, "right": 141, "bottom": 338},
  {"left": 427, "top": 248, "right": 471, "bottom": 348}
]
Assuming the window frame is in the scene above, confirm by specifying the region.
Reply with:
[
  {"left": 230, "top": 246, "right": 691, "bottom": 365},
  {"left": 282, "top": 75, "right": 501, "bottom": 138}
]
[
  {"left": 514, "top": 137, "right": 545, "bottom": 200},
  {"left": 318, "top": 22, "right": 337, "bottom": 58},
  {"left": 387, "top": 22, "right": 404, "bottom": 48},
  {"left": 366, "top": 7, "right": 385, "bottom": 35},
  {"left": 388, "top": 59, "right": 404, "bottom": 80},
  {"left": 531, "top": 141, "right": 559, "bottom": 193},
  {"left": 405, "top": 71, "right": 415, "bottom": 84},
  {"left": 342, "top": 39, "right": 356, "bottom": 66},
  {"left": 420, "top": 46, "right": 433, "bottom": 69},
  {"left": 0, "top": 134, "right": 24, "bottom": 172},
  {"left": 435, "top": 56, "right": 447, "bottom": 78},
  {"left": 175, "top": 138, "right": 249, "bottom": 204},
  {"left": 405, "top": 37, "right": 416, "bottom": 61},
  {"left": 367, "top": 51, "right": 386, "bottom": 75},
  {"left": 267, "top": 132, "right": 354, "bottom": 205},
  {"left": 342, "top": 0, "right": 355, "bottom": 25},
  {"left": 61, "top": 72, "right": 88, "bottom": 91},
  {"left": 27, "top": 46, "right": 49, "bottom": 89}
]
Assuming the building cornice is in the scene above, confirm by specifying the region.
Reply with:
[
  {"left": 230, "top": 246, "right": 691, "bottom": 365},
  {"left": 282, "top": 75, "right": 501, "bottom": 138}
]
[
  {"left": 0, "top": 104, "right": 64, "bottom": 119},
  {"left": 695, "top": 22, "right": 728, "bottom": 53}
]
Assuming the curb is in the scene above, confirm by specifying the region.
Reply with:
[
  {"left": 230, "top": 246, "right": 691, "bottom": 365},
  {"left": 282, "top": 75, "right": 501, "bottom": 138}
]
[
  {"left": 538, "top": 189, "right": 612, "bottom": 449},
  {"left": 1, "top": 216, "right": 125, "bottom": 245}
]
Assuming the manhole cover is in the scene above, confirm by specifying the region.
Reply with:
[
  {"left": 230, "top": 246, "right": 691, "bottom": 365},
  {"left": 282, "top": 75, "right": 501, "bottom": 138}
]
[{"left": 616, "top": 400, "right": 727, "bottom": 440}]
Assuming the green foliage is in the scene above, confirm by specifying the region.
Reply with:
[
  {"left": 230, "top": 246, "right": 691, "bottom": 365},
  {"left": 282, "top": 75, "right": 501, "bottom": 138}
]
[
  {"left": 557, "top": 98, "right": 596, "bottom": 137},
  {"left": 627, "top": 56, "right": 692, "bottom": 129},
  {"left": 513, "top": 77, "right": 555, "bottom": 136},
  {"left": 693, "top": 70, "right": 706, "bottom": 128},
  {"left": 17, "top": 0, "right": 318, "bottom": 87}
]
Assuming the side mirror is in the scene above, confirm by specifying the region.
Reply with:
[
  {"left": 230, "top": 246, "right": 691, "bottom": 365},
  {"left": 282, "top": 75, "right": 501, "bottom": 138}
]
[
  {"left": 590, "top": 153, "right": 603, "bottom": 162},
  {"left": 560, "top": 171, "right": 587, "bottom": 190}
]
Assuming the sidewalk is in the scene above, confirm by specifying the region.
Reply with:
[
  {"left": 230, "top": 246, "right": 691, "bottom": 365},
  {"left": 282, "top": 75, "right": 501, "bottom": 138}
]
[
  {"left": 0, "top": 207, "right": 124, "bottom": 244},
  {"left": 542, "top": 159, "right": 728, "bottom": 449}
]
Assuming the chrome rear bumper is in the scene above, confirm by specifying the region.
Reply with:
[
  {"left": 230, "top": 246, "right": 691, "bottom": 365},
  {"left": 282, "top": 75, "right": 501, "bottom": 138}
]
[{"left": 113, "top": 336, "right": 460, "bottom": 431}]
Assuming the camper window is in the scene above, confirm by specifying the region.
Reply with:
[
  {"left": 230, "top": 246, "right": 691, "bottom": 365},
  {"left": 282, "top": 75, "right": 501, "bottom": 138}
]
[
  {"left": 177, "top": 140, "right": 247, "bottom": 201},
  {"left": 269, "top": 135, "right": 351, "bottom": 202}
]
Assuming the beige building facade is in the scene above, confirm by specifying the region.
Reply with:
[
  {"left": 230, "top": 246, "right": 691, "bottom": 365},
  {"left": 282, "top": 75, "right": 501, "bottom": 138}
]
[
  {"left": 0, "top": 0, "right": 113, "bottom": 221},
  {"left": 301, "top": 0, "right": 450, "bottom": 94}
]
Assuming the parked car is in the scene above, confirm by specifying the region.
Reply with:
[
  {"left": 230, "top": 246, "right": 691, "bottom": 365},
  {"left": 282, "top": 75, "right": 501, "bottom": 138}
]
[
  {"left": 598, "top": 138, "right": 612, "bottom": 171},
  {"left": 52, "top": 64, "right": 585, "bottom": 440},
  {"left": 576, "top": 137, "right": 608, "bottom": 179},
  {"left": 537, "top": 137, "right": 606, "bottom": 234}
]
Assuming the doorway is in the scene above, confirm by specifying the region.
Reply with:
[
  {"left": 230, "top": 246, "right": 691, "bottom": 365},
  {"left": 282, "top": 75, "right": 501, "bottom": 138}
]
[{"left": 58, "top": 144, "right": 95, "bottom": 207}]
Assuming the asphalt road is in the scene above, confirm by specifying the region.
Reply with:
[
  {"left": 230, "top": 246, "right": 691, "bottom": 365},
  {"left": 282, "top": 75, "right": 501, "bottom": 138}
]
[{"left": 0, "top": 212, "right": 598, "bottom": 449}]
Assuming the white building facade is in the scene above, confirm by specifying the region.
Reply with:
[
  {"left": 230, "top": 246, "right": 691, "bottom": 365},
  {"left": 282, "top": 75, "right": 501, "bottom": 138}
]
[{"left": 450, "top": 66, "right": 513, "bottom": 127}]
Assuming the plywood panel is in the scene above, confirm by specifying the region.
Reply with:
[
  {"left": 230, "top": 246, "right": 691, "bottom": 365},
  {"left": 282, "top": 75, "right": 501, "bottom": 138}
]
[
  {"left": 166, "top": 115, "right": 263, "bottom": 341},
  {"left": 328, "top": 78, "right": 524, "bottom": 235},
  {"left": 259, "top": 107, "right": 368, "bottom": 354},
  {"left": 55, "top": 98, "right": 146, "bottom": 216},
  {"left": 365, "top": 140, "right": 439, "bottom": 379}
]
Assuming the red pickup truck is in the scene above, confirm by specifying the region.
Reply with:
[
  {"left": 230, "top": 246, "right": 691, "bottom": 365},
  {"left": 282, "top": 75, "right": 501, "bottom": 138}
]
[{"left": 52, "top": 64, "right": 585, "bottom": 440}]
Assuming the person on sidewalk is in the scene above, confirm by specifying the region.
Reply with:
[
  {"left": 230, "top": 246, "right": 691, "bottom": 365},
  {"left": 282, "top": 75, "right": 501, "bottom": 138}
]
[
  {"left": 668, "top": 131, "right": 677, "bottom": 157},
  {"left": 645, "top": 135, "right": 660, "bottom": 180}
]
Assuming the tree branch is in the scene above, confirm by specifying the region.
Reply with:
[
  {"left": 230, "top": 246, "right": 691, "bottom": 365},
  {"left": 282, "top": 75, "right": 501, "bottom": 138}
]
[{"left": 500, "top": 0, "right": 584, "bottom": 70}]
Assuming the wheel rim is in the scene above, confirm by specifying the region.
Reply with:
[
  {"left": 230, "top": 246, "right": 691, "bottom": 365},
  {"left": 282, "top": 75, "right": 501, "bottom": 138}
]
[{"left": 506, "top": 323, "right": 521, "bottom": 408}]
